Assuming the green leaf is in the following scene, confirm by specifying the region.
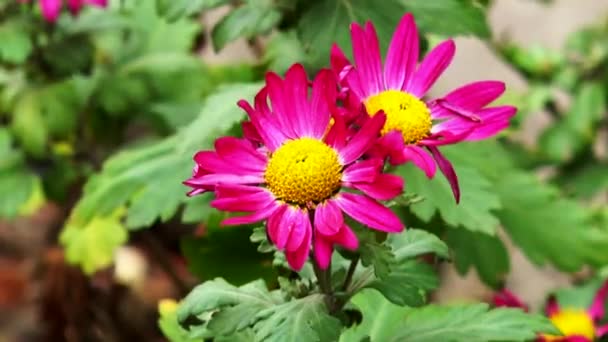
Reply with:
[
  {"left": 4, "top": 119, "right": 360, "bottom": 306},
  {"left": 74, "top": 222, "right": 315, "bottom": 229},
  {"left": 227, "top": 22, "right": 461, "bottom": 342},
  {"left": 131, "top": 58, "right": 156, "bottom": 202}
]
[
  {"left": 11, "top": 91, "right": 47, "bottom": 157},
  {"left": 366, "top": 261, "right": 438, "bottom": 306},
  {"left": 341, "top": 290, "right": 559, "bottom": 342},
  {"left": 60, "top": 209, "right": 128, "bottom": 274},
  {"left": 400, "top": 0, "right": 491, "bottom": 38},
  {"left": 559, "top": 163, "right": 608, "bottom": 198},
  {"left": 359, "top": 234, "right": 395, "bottom": 279},
  {"left": 0, "top": 20, "right": 32, "bottom": 64},
  {"left": 539, "top": 121, "right": 585, "bottom": 163},
  {"left": 446, "top": 229, "right": 509, "bottom": 288},
  {"left": 253, "top": 294, "right": 342, "bottom": 342},
  {"left": 396, "top": 164, "right": 501, "bottom": 235},
  {"left": 263, "top": 30, "right": 307, "bottom": 75},
  {"left": 177, "top": 278, "right": 281, "bottom": 338},
  {"left": 211, "top": 0, "right": 281, "bottom": 51},
  {"left": 564, "top": 82, "right": 605, "bottom": 138},
  {"left": 495, "top": 172, "right": 608, "bottom": 271},
  {"left": 387, "top": 228, "right": 449, "bottom": 261},
  {"left": 158, "top": 299, "right": 198, "bottom": 342},
  {"left": 159, "top": 0, "right": 232, "bottom": 20},
  {"left": 297, "top": 0, "right": 404, "bottom": 68},
  {"left": 181, "top": 227, "right": 276, "bottom": 285}
]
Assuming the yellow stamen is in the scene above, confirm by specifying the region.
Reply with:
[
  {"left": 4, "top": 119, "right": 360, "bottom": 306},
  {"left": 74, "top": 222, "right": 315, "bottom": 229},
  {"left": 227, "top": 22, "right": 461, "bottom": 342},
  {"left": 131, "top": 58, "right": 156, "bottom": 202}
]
[
  {"left": 542, "top": 309, "right": 595, "bottom": 341},
  {"left": 265, "top": 138, "right": 342, "bottom": 206},
  {"left": 364, "top": 90, "right": 432, "bottom": 144}
]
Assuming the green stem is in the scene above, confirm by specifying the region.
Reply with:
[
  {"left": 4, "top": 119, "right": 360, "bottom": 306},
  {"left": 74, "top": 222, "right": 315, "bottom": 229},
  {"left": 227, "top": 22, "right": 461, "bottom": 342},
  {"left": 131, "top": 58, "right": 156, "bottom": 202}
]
[{"left": 341, "top": 255, "right": 359, "bottom": 292}]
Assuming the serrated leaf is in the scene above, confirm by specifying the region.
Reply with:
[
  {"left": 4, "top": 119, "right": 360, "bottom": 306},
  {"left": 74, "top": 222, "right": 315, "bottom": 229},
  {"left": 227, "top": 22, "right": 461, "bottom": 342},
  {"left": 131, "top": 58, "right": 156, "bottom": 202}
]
[
  {"left": 564, "top": 82, "right": 605, "bottom": 138},
  {"left": 400, "top": 0, "right": 491, "bottom": 38},
  {"left": 177, "top": 278, "right": 281, "bottom": 338},
  {"left": 253, "top": 294, "right": 342, "bottom": 342},
  {"left": 496, "top": 172, "right": 608, "bottom": 271},
  {"left": 446, "top": 229, "right": 509, "bottom": 288},
  {"left": 297, "top": 0, "right": 404, "bottom": 68},
  {"left": 11, "top": 91, "right": 47, "bottom": 157},
  {"left": 263, "top": 30, "right": 307, "bottom": 74},
  {"left": 341, "top": 290, "right": 558, "bottom": 342},
  {"left": 60, "top": 209, "right": 128, "bottom": 274},
  {"left": 366, "top": 261, "right": 438, "bottom": 306},
  {"left": 359, "top": 234, "right": 395, "bottom": 279},
  {"left": 387, "top": 228, "right": 449, "bottom": 261},
  {"left": 158, "top": 299, "right": 198, "bottom": 342},
  {"left": 67, "top": 83, "right": 261, "bottom": 234},
  {"left": 396, "top": 164, "right": 501, "bottom": 235},
  {"left": 211, "top": 0, "right": 281, "bottom": 51}
]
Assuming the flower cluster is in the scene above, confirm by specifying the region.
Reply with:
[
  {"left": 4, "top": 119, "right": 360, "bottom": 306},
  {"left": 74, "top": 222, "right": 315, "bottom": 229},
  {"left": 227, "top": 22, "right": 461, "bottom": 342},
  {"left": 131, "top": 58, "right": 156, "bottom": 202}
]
[
  {"left": 185, "top": 14, "right": 515, "bottom": 270},
  {"left": 494, "top": 282, "right": 608, "bottom": 341},
  {"left": 20, "top": 0, "right": 107, "bottom": 23}
]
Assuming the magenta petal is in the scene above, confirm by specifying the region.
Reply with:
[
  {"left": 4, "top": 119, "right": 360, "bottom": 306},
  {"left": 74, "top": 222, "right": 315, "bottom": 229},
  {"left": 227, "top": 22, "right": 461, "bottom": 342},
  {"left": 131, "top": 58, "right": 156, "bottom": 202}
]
[
  {"left": 342, "top": 159, "right": 382, "bottom": 183},
  {"left": 222, "top": 202, "right": 280, "bottom": 226},
  {"left": 465, "top": 106, "right": 517, "bottom": 141},
  {"left": 492, "top": 289, "right": 529, "bottom": 312},
  {"left": 385, "top": 13, "right": 419, "bottom": 90},
  {"left": 339, "top": 112, "right": 385, "bottom": 164},
  {"left": 266, "top": 72, "right": 298, "bottom": 138},
  {"left": 545, "top": 295, "right": 560, "bottom": 317},
  {"left": 267, "top": 204, "right": 288, "bottom": 246},
  {"left": 285, "top": 227, "right": 311, "bottom": 271},
  {"left": 40, "top": 0, "right": 62, "bottom": 22},
  {"left": 242, "top": 121, "right": 262, "bottom": 143},
  {"left": 596, "top": 324, "right": 608, "bottom": 337},
  {"left": 351, "top": 22, "right": 384, "bottom": 97},
  {"left": 330, "top": 43, "right": 351, "bottom": 83},
  {"left": 401, "top": 145, "right": 437, "bottom": 178},
  {"left": 309, "top": 69, "right": 335, "bottom": 139},
  {"left": 377, "top": 130, "right": 408, "bottom": 165},
  {"left": 183, "top": 173, "right": 263, "bottom": 187},
  {"left": 67, "top": 0, "right": 82, "bottom": 14},
  {"left": 313, "top": 236, "right": 333, "bottom": 269},
  {"left": 443, "top": 81, "right": 506, "bottom": 110},
  {"left": 325, "top": 114, "right": 348, "bottom": 151},
  {"left": 428, "top": 146, "right": 460, "bottom": 203},
  {"left": 85, "top": 0, "right": 107, "bottom": 6},
  {"left": 352, "top": 173, "right": 403, "bottom": 200},
  {"left": 286, "top": 208, "right": 311, "bottom": 252},
  {"left": 238, "top": 98, "right": 285, "bottom": 151},
  {"left": 284, "top": 64, "right": 311, "bottom": 137},
  {"left": 409, "top": 39, "right": 456, "bottom": 97},
  {"left": 588, "top": 280, "right": 608, "bottom": 320},
  {"left": 336, "top": 193, "right": 403, "bottom": 233},
  {"left": 314, "top": 201, "right": 344, "bottom": 236},
  {"left": 214, "top": 137, "right": 267, "bottom": 171},
  {"left": 333, "top": 224, "right": 359, "bottom": 250},
  {"left": 212, "top": 187, "right": 274, "bottom": 212}
]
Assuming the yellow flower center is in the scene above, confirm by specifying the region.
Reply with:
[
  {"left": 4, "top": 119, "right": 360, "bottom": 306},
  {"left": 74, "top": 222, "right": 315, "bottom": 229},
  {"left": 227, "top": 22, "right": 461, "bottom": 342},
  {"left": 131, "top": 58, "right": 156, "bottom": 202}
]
[
  {"left": 542, "top": 309, "right": 595, "bottom": 341},
  {"left": 364, "top": 90, "right": 432, "bottom": 144},
  {"left": 264, "top": 138, "right": 342, "bottom": 206}
]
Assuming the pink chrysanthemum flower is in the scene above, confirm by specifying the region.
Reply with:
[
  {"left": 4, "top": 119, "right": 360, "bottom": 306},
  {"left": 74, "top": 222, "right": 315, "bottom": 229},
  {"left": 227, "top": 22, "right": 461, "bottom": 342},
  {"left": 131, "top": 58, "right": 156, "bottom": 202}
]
[
  {"left": 184, "top": 64, "right": 404, "bottom": 271},
  {"left": 493, "top": 282, "right": 608, "bottom": 342},
  {"left": 22, "top": 0, "right": 107, "bottom": 23},
  {"left": 331, "top": 13, "right": 517, "bottom": 201}
]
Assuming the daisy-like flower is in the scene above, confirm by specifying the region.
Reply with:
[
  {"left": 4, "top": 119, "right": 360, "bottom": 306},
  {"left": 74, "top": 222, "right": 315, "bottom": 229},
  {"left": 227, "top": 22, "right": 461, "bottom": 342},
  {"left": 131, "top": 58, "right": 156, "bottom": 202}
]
[
  {"left": 331, "top": 13, "right": 517, "bottom": 201},
  {"left": 21, "top": 0, "right": 107, "bottom": 23},
  {"left": 493, "top": 281, "right": 608, "bottom": 342},
  {"left": 184, "top": 64, "right": 404, "bottom": 271}
]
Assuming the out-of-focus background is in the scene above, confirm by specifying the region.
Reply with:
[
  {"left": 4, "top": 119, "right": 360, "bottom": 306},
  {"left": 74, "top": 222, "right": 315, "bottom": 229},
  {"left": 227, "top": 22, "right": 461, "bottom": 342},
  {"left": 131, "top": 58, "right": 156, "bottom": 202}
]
[{"left": 1, "top": 0, "right": 608, "bottom": 340}]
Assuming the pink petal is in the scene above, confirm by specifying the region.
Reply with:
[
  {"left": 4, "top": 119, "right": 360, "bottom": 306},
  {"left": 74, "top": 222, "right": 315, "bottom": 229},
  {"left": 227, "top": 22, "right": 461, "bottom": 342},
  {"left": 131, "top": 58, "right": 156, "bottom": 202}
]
[
  {"left": 67, "top": 0, "right": 82, "bottom": 14},
  {"left": 40, "top": 0, "right": 62, "bottom": 22},
  {"left": 442, "top": 81, "right": 506, "bottom": 111},
  {"left": 332, "top": 224, "right": 359, "bottom": 250},
  {"left": 330, "top": 44, "right": 352, "bottom": 83},
  {"left": 339, "top": 112, "right": 385, "bottom": 164},
  {"left": 238, "top": 98, "right": 286, "bottom": 151},
  {"left": 336, "top": 193, "right": 403, "bottom": 233},
  {"left": 285, "top": 226, "right": 311, "bottom": 271},
  {"left": 375, "top": 130, "right": 407, "bottom": 165},
  {"left": 464, "top": 106, "right": 517, "bottom": 141},
  {"left": 286, "top": 208, "right": 311, "bottom": 252},
  {"left": 545, "top": 295, "right": 560, "bottom": 317},
  {"left": 401, "top": 145, "right": 437, "bottom": 178},
  {"left": 428, "top": 146, "right": 460, "bottom": 203},
  {"left": 314, "top": 200, "right": 343, "bottom": 236},
  {"left": 324, "top": 114, "right": 348, "bottom": 151},
  {"left": 242, "top": 121, "right": 262, "bottom": 143},
  {"left": 352, "top": 174, "right": 403, "bottom": 200},
  {"left": 183, "top": 173, "right": 263, "bottom": 187},
  {"left": 596, "top": 324, "right": 608, "bottom": 337},
  {"left": 351, "top": 22, "right": 384, "bottom": 97},
  {"left": 85, "top": 0, "right": 107, "bottom": 6},
  {"left": 492, "top": 289, "right": 529, "bottom": 311},
  {"left": 222, "top": 202, "right": 280, "bottom": 226},
  {"left": 266, "top": 72, "right": 298, "bottom": 138},
  {"left": 284, "top": 64, "right": 311, "bottom": 137},
  {"left": 409, "top": 39, "right": 456, "bottom": 97},
  {"left": 211, "top": 185, "right": 274, "bottom": 212},
  {"left": 214, "top": 137, "right": 267, "bottom": 172},
  {"left": 562, "top": 336, "right": 592, "bottom": 342},
  {"left": 267, "top": 204, "right": 288, "bottom": 246},
  {"left": 313, "top": 236, "right": 333, "bottom": 269},
  {"left": 385, "top": 13, "right": 419, "bottom": 90},
  {"left": 342, "top": 159, "right": 382, "bottom": 183},
  {"left": 421, "top": 128, "right": 473, "bottom": 146},
  {"left": 309, "top": 69, "right": 334, "bottom": 139},
  {"left": 588, "top": 280, "right": 608, "bottom": 320}
]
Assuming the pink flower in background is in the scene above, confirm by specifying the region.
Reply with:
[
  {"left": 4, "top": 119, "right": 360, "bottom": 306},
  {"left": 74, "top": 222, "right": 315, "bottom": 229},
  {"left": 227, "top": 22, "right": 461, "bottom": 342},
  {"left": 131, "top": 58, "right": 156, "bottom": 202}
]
[
  {"left": 25, "top": 0, "right": 107, "bottom": 23},
  {"left": 493, "top": 282, "right": 608, "bottom": 342},
  {"left": 331, "top": 13, "right": 516, "bottom": 202},
  {"left": 184, "top": 64, "right": 404, "bottom": 271}
]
